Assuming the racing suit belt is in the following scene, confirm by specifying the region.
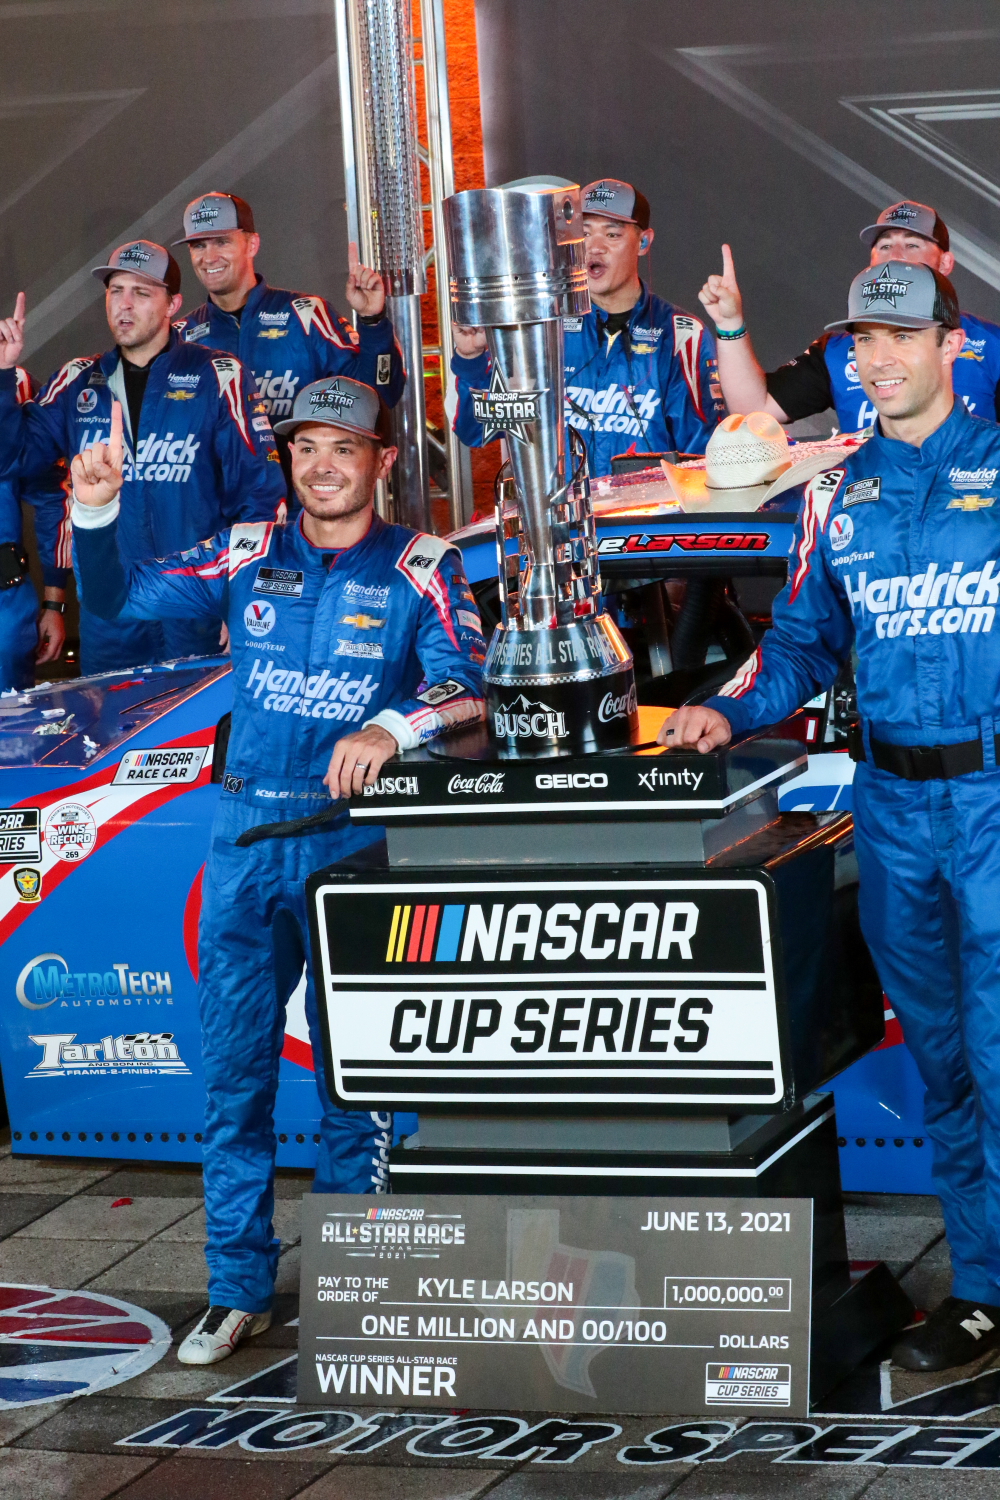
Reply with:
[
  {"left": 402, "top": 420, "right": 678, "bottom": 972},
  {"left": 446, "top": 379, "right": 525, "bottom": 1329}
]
[{"left": 849, "top": 723, "right": 1000, "bottom": 780}]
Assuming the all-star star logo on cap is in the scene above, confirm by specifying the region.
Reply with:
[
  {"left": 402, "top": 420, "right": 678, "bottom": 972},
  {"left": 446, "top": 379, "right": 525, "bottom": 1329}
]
[
  {"left": 309, "top": 379, "right": 356, "bottom": 413},
  {"left": 470, "top": 364, "right": 546, "bottom": 445},
  {"left": 861, "top": 263, "right": 913, "bottom": 308}
]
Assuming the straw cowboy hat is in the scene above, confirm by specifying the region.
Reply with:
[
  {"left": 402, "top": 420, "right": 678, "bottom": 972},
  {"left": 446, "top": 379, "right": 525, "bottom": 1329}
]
[{"left": 662, "top": 412, "right": 847, "bottom": 510}]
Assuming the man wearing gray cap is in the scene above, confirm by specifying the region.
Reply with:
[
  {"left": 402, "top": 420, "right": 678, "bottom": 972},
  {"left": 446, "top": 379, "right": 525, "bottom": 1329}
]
[
  {"left": 173, "top": 192, "right": 404, "bottom": 428},
  {"left": 663, "top": 259, "right": 1000, "bottom": 1374},
  {"left": 702, "top": 199, "right": 1000, "bottom": 432},
  {"left": 453, "top": 178, "right": 724, "bottom": 476},
  {"left": 0, "top": 241, "right": 285, "bottom": 672},
  {"left": 69, "top": 375, "right": 484, "bottom": 1364}
]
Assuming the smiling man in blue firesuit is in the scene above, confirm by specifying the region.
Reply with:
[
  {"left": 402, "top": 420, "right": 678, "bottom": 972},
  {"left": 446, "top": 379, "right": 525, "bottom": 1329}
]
[
  {"left": 661, "top": 260, "right": 1000, "bottom": 1373},
  {"left": 69, "top": 376, "right": 485, "bottom": 1365},
  {"left": 452, "top": 179, "right": 725, "bottom": 474}
]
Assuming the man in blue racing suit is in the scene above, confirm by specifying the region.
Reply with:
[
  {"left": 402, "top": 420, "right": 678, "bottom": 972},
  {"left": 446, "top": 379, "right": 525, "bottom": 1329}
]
[
  {"left": 0, "top": 241, "right": 286, "bottom": 673},
  {"left": 70, "top": 375, "right": 485, "bottom": 1365},
  {"left": 703, "top": 200, "right": 1000, "bottom": 432},
  {"left": 452, "top": 179, "right": 724, "bottom": 476},
  {"left": 662, "top": 260, "right": 1000, "bottom": 1373},
  {"left": 173, "top": 192, "right": 405, "bottom": 431},
  {"left": 0, "top": 369, "right": 70, "bottom": 689}
]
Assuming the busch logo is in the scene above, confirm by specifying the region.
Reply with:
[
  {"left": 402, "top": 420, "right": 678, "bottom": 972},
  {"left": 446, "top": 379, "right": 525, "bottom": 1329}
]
[
  {"left": 598, "top": 685, "right": 637, "bottom": 723},
  {"left": 842, "top": 559, "right": 999, "bottom": 639},
  {"left": 494, "top": 696, "right": 567, "bottom": 740},
  {"left": 29, "top": 1031, "right": 188, "bottom": 1076},
  {"left": 363, "top": 776, "right": 419, "bottom": 797},
  {"left": 447, "top": 772, "right": 505, "bottom": 795}
]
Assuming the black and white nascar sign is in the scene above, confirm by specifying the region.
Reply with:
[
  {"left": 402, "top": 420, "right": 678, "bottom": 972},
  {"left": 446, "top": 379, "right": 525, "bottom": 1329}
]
[
  {"left": 0, "top": 808, "right": 41, "bottom": 861},
  {"left": 310, "top": 873, "right": 783, "bottom": 1107}
]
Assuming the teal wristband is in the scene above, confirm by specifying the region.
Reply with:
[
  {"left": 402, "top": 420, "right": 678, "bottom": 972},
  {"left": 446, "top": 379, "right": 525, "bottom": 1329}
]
[{"left": 716, "top": 325, "right": 747, "bottom": 341}]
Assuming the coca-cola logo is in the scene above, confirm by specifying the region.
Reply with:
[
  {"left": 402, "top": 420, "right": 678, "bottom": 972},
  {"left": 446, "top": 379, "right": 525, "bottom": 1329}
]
[
  {"left": 447, "top": 772, "right": 505, "bottom": 795},
  {"left": 598, "top": 685, "right": 638, "bottom": 723}
]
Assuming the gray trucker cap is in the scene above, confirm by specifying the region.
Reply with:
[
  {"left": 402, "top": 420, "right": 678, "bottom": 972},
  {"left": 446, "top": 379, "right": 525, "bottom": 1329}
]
[
  {"left": 825, "top": 261, "right": 961, "bottom": 332},
  {"left": 174, "top": 193, "right": 256, "bottom": 245},
  {"left": 272, "top": 375, "right": 387, "bottom": 439},
  {"left": 860, "top": 200, "right": 950, "bottom": 251},
  {"left": 581, "top": 179, "right": 651, "bottom": 230},
  {"left": 91, "top": 240, "right": 181, "bottom": 296}
]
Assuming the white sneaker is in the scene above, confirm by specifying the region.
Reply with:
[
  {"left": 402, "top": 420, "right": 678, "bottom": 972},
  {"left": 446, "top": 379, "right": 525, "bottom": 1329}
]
[{"left": 177, "top": 1305, "right": 272, "bottom": 1365}]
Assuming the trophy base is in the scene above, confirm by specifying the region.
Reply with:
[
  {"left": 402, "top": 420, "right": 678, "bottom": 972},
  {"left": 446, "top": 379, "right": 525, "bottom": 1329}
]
[{"left": 483, "top": 616, "right": 640, "bottom": 758}]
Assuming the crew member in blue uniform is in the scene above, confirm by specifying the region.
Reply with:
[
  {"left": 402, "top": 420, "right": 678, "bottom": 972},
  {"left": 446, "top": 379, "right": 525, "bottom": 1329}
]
[
  {"left": 172, "top": 192, "right": 405, "bottom": 430},
  {"left": 662, "top": 260, "right": 1000, "bottom": 1373},
  {"left": 0, "top": 369, "right": 70, "bottom": 689},
  {"left": 70, "top": 376, "right": 484, "bottom": 1365},
  {"left": 452, "top": 179, "right": 725, "bottom": 476},
  {"left": 703, "top": 200, "right": 1000, "bottom": 431},
  {"left": 0, "top": 242, "right": 285, "bottom": 673}
]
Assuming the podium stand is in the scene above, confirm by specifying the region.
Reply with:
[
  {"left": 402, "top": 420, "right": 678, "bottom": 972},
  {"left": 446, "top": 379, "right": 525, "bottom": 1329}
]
[{"left": 308, "top": 720, "right": 913, "bottom": 1401}]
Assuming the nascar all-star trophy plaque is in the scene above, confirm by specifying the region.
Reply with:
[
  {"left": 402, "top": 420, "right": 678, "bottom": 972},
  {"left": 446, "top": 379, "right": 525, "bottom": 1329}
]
[
  {"left": 297, "top": 1195, "right": 812, "bottom": 1416},
  {"left": 307, "top": 181, "right": 913, "bottom": 1406}
]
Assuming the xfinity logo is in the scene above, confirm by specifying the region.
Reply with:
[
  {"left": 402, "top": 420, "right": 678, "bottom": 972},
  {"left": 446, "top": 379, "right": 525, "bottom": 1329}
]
[
  {"left": 598, "top": 685, "right": 637, "bottom": 723},
  {"left": 535, "top": 772, "right": 608, "bottom": 789},
  {"left": 494, "top": 696, "right": 567, "bottom": 740},
  {"left": 637, "top": 767, "right": 705, "bottom": 791},
  {"left": 448, "top": 772, "right": 505, "bottom": 795}
]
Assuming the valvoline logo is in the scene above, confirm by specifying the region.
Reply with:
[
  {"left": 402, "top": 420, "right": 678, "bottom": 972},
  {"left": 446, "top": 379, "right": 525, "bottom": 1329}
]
[
  {"left": 830, "top": 512, "right": 855, "bottom": 552},
  {"left": 244, "top": 600, "right": 276, "bottom": 636}
]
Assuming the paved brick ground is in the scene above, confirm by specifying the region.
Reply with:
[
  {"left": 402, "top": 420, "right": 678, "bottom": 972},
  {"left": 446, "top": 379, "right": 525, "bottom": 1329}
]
[{"left": 0, "top": 1136, "right": 996, "bottom": 1497}]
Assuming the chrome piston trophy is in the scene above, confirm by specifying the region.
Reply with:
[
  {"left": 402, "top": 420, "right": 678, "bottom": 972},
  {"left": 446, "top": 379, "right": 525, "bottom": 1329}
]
[{"left": 444, "top": 181, "right": 640, "bottom": 757}]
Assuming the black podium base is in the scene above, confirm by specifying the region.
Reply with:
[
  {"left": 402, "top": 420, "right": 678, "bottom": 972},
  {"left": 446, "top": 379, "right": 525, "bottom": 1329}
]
[{"left": 391, "top": 1092, "right": 913, "bottom": 1402}]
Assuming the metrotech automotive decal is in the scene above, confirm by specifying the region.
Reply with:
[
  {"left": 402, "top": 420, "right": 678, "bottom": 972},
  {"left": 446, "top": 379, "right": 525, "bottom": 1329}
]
[
  {"left": 312, "top": 876, "right": 783, "bottom": 1107},
  {"left": 0, "top": 1285, "right": 169, "bottom": 1407},
  {"left": 0, "top": 728, "right": 214, "bottom": 949}
]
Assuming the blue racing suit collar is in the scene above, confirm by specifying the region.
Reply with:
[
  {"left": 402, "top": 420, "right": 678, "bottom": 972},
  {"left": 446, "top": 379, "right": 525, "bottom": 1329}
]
[
  {"left": 292, "top": 508, "right": 386, "bottom": 568},
  {"left": 205, "top": 274, "right": 268, "bottom": 331},
  {"left": 868, "top": 396, "right": 975, "bottom": 467}
]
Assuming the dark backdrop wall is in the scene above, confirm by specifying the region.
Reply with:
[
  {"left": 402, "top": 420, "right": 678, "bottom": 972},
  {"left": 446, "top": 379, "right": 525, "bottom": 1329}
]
[
  {"left": 6, "top": 0, "right": 349, "bottom": 383},
  {"left": 474, "top": 0, "right": 1000, "bottom": 373}
]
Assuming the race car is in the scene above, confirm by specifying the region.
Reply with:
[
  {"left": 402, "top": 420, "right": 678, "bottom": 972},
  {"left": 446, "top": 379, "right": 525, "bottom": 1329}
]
[{"left": 0, "top": 451, "right": 926, "bottom": 1190}]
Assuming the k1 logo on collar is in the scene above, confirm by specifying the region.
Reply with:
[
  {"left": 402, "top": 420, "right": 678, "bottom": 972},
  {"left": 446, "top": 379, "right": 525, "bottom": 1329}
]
[{"left": 843, "top": 476, "right": 880, "bottom": 507}]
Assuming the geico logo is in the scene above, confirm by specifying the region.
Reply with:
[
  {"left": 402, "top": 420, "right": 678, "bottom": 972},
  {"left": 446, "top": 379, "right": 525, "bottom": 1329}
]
[
  {"left": 843, "top": 561, "right": 999, "bottom": 637},
  {"left": 389, "top": 993, "right": 713, "bottom": 1055},
  {"left": 535, "top": 772, "right": 608, "bottom": 789},
  {"left": 247, "top": 658, "right": 378, "bottom": 719},
  {"left": 29, "top": 1030, "right": 185, "bottom": 1072},
  {"left": 363, "top": 776, "right": 419, "bottom": 797},
  {"left": 447, "top": 772, "right": 505, "bottom": 794},
  {"left": 17, "top": 955, "right": 173, "bottom": 1009},
  {"left": 597, "top": 532, "right": 770, "bottom": 555}
]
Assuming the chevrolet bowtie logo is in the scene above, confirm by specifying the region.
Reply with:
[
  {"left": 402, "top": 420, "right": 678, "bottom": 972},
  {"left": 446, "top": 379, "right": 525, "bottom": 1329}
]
[
  {"left": 470, "top": 364, "right": 546, "bottom": 445},
  {"left": 948, "top": 494, "right": 996, "bottom": 510}
]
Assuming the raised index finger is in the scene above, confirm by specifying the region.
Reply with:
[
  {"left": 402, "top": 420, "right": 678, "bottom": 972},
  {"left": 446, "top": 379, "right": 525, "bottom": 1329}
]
[
  {"left": 348, "top": 240, "right": 359, "bottom": 275},
  {"left": 721, "top": 243, "right": 736, "bottom": 282},
  {"left": 13, "top": 291, "right": 25, "bottom": 325},
  {"left": 109, "top": 400, "right": 124, "bottom": 469}
]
